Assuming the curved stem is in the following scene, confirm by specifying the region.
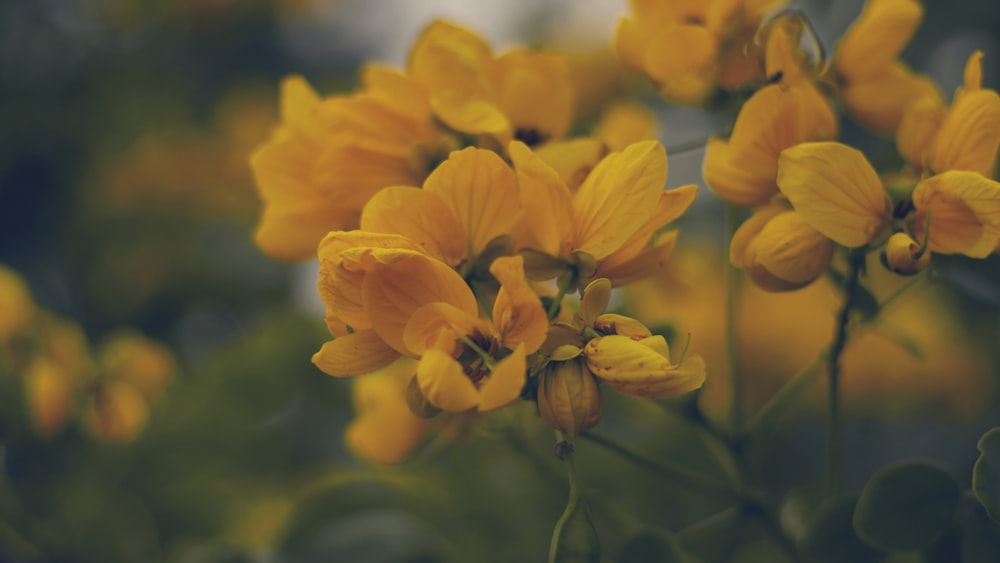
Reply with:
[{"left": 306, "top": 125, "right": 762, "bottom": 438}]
[
  {"left": 826, "top": 249, "right": 865, "bottom": 496},
  {"left": 743, "top": 350, "right": 828, "bottom": 435},
  {"left": 548, "top": 271, "right": 576, "bottom": 320}
]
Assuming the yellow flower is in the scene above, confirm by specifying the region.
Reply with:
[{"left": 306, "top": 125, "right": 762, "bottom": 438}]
[
  {"left": 833, "top": 0, "right": 943, "bottom": 134},
  {"left": 778, "top": 142, "right": 1000, "bottom": 258},
  {"left": 511, "top": 140, "right": 696, "bottom": 286},
  {"left": 730, "top": 205, "right": 835, "bottom": 291},
  {"left": 23, "top": 316, "right": 94, "bottom": 439},
  {"left": 359, "top": 146, "right": 521, "bottom": 272},
  {"left": 883, "top": 232, "right": 931, "bottom": 275},
  {"left": 404, "top": 255, "right": 547, "bottom": 413},
  {"left": 898, "top": 51, "right": 1000, "bottom": 178},
  {"left": 703, "top": 15, "right": 839, "bottom": 207},
  {"left": 615, "top": 0, "right": 787, "bottom": 105},
  {"left": 407, "top": 20, "right": 575, "bottom": 149},
  {"left": 251, "top": 68, "right": 454, "bottom": 261},
  {"left": 346, "top": 358, "right": 431, "bottom": 464}
]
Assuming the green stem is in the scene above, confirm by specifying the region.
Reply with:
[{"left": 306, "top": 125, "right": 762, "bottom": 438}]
[
  {"left": 741, "top": 268, "right": 929, "bottom": 434},
  {"left": 826, "top": 249, "right": 865, "bottom": 497},
  {"left": 580, "top": 430, "right": 743, "bottom": 501},
  {"left": 548, "top": 433, "right": 584, "bottom": 563},
  {"left": 548, "top": 271, "right": 576, "bottom": 320},
  {"left": 724, "top": 203, "right": 744, "bottom": 433}
]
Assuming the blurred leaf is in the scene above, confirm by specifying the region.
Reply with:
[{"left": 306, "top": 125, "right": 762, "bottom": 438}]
[
  {"left": 0, "top": 522, "right": 43, "bottom": 561},
  {"left": 800, "top": 494, "right": 885, "bottom": 563},
  {"left": 619, "top": 529, "right": 702, "bottom": 563},
  {"left": 957, "top": 491, "right": 1000, "bottom": 563},
  {"left": 853, "top": 461, "right": 960, "bottom": 552},
  {"left": 973, "top": 427, "right": 1000, "bottom": 524}
]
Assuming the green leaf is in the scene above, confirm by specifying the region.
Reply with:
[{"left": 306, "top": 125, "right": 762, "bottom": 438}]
[
  {"left": 973, "top": 427, "right": 1000, "bottom": 524},
  {"left": 853, "top": 461, "right": 961, "bottom": 552},
  {"left": 800, "top": 494, "right": 885, "bottom": 563},
  {"left": 957, "top": 491, "right": 1000, "bottom": 563}
]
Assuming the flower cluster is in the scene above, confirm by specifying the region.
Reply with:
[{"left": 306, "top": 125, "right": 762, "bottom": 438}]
[
  {"left": 0, "top": 265, "right": 175, "bottom": 441},
  {"left": 251, "top": 20, "right": 706, "bottom": 462}
]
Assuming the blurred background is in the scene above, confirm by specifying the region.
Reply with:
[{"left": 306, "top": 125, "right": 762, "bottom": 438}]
[{"left": 1, "top": 0, "right": 1000, "bottom": 561}]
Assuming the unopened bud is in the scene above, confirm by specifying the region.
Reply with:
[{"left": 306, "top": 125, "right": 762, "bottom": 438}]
[
  {"left": 883, "top": 232, "right": 930, "bottom": 275},
  {"left": 537, "top": 358, "right": 602, "bottom": 436}
]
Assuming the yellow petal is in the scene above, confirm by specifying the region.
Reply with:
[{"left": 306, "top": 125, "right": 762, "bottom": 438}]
[
  {"left": 884, "top": 232, "right": 931, "bottom": 275},
  {"left": 478, "top": 344, "right": 527, "bottom": 411},
  {"left": 312, "top": 329, "right": 401, "bottom": 377},
  {"left": 705, "top": 84, "right": 838, "bottom": 207},
  {"left": 0, "top": 264, "right": 35, "bottom": 342},
  {"left": 255, "top": 201, "right": 359, "bottom": 262},
  {"left": 416, "top": 347, "right": 480, "bottom": 412},
  {"left": 489, "top": 256, "right": 548, "bottom": 353},
  {"left": 407, "top": 20, "right": 492, "bottom": 95},
  {"left": 613, "top": 17, "right": 649, "bottom": 74},
  {"left": 959, "top": 50, "right": 984, "bottom": 97},
  {"left": 596, "top": 186, "right": 696, "bottom": 278},
  {"left": 896, "top": 95, "right": 947, "bottom": 168},
  {"left": 930, "top": 89, "right": 1000, "bottom": 177},
  {"left": 573, "top": 140, "right": 667, "bottom": 260},
  {"left": 840, "top": 63, "right": 943, "bottom": 135},
  {"left": 360, "top": 186, "right": 466, "bottom": 265},
  {"left": 402, "top": 302, "right": 479, "bottom": 357},
  {"left": 764, "top": 14, "right": 807, "bottom": 85},
  {"left": 278, "top": 75, "right": 325, "bottom": 144},
  {"left": 100, "top": 333, "right": 174, "bottom": 400},
  {"left": 346, "top": 358, "right": 429, "bottom": 464},
  {"left": 584, "top": 335, "right": 705, "bottom": 398},
  {"left": 597, "top": 230, "right": 680, "bottom": 287},
  {"left": 363, "top": 253, "right": 478, "bottom": 355},
  {"left": 24, "top": 358, "right": 75, "bottom": 438},
  {"left": 835, "top": 0, "right": 923, "bottom": 81},
  {"left": 753, "top": 211, "right": 835, "bottom": 285},
  {"left": 730, "top": 204, "right": 786, "bottom": 269},
  {"left": 594, "top": 102, "right": 657, "bottom": 152},
  {"left": 423, "top": 147, "right": 521, "bottom": 259},
  {"left": 534, "top": 138, "right": 607, "bottom": 193},
  {"left": 777, "top": 142, "right": 889, "bottom": 247},
  {"left": 593, "top": 314, "right": 652, "bottom": 340},
  {"left": 509, "top": 141, "right": 575, "bottom": 257},
  {"left": 431, "top": 94, "right": 512, "bottom": 138},
  {"left": 912, "top": 171, "right": 1000, "bottom": 257}
]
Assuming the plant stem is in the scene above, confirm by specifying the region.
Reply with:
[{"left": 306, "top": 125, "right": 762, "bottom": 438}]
[
  {"left": 724, "top": 203, "right": 744, "bottom": 433},
  {"left": 580, "top": 430, "right": 743, "bottom": 501},
  {"left": 743, "top": 350, "right": 828, "bottom": 434},
  {"left": 826, "top": 249, "right": 865, "bottom": 497},
  {"left": 548, "top": 271, "right": 576, "bottom": 320}
]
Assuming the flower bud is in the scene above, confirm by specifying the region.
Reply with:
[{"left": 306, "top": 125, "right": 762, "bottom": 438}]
[
  {"left": 883, "top": 232, "right": 931, "bottom": 275},
  {"left": 537, "top": 358, "right": 602, "bottom": 436},
  {"left": 732, "top": 209, "right": 834, "bottom": 292},
  {"left": 593, "top": 314, "right": 651, "bottom": 340}
]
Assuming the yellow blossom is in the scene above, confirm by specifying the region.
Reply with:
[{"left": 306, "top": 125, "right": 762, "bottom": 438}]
[
  {"left": 346, "top": 358, "right": 431, "bottom": 464},
  {"left": 833, "top": 0, "right": 943, "bottom": 134},
  {"left": 511, "top": 139, "right": 696, "bottom": 286},
  {"left": 883, "top": 232, "right": 931, "bottom": 275},
  {"left": 615, "top": 0, "right": 787, "bottom": 105},
  {"left": 703, "top": 15, "right": 838, "bottom": 207},
  {"left": 407, "top": 20, "right": 575, "bottom": 149},
  {"left": 360, "top": 146, "right": 521, "bottom": 272}
]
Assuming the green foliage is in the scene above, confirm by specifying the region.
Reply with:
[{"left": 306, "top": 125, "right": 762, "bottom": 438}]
[
  {"left": 973, "top": 427, "right": 1000, "bottom": 524},
  {"left": 853, "top": 461, "right": 961, "bottom": 552},
  {"left": 801, "top": 494, "right": 885, "bottom": 563},
  {"left": 619, "top": 529, "right": 702, "bottom": 563}
]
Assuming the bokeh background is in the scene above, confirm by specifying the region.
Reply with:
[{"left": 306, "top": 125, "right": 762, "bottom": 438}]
[{"left": 2, "top": 0, "right": 1000, "bottom": 561}]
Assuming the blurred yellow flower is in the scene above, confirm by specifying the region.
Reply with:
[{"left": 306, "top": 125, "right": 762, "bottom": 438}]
[
  {"left": 346, "top": 358, "right": 431, "bottom": 464},
  {"left": 615, "top": 0, "right": 786, "bottom": 105},
  {"left": 833, "top": 0, "right": 942, "bottom": 134},
  {"left": 730, "top": 204, "right": 834, "bottom": 291},
  {"left": 0, "top": 265, "right": 35, "bottom": 344}
]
